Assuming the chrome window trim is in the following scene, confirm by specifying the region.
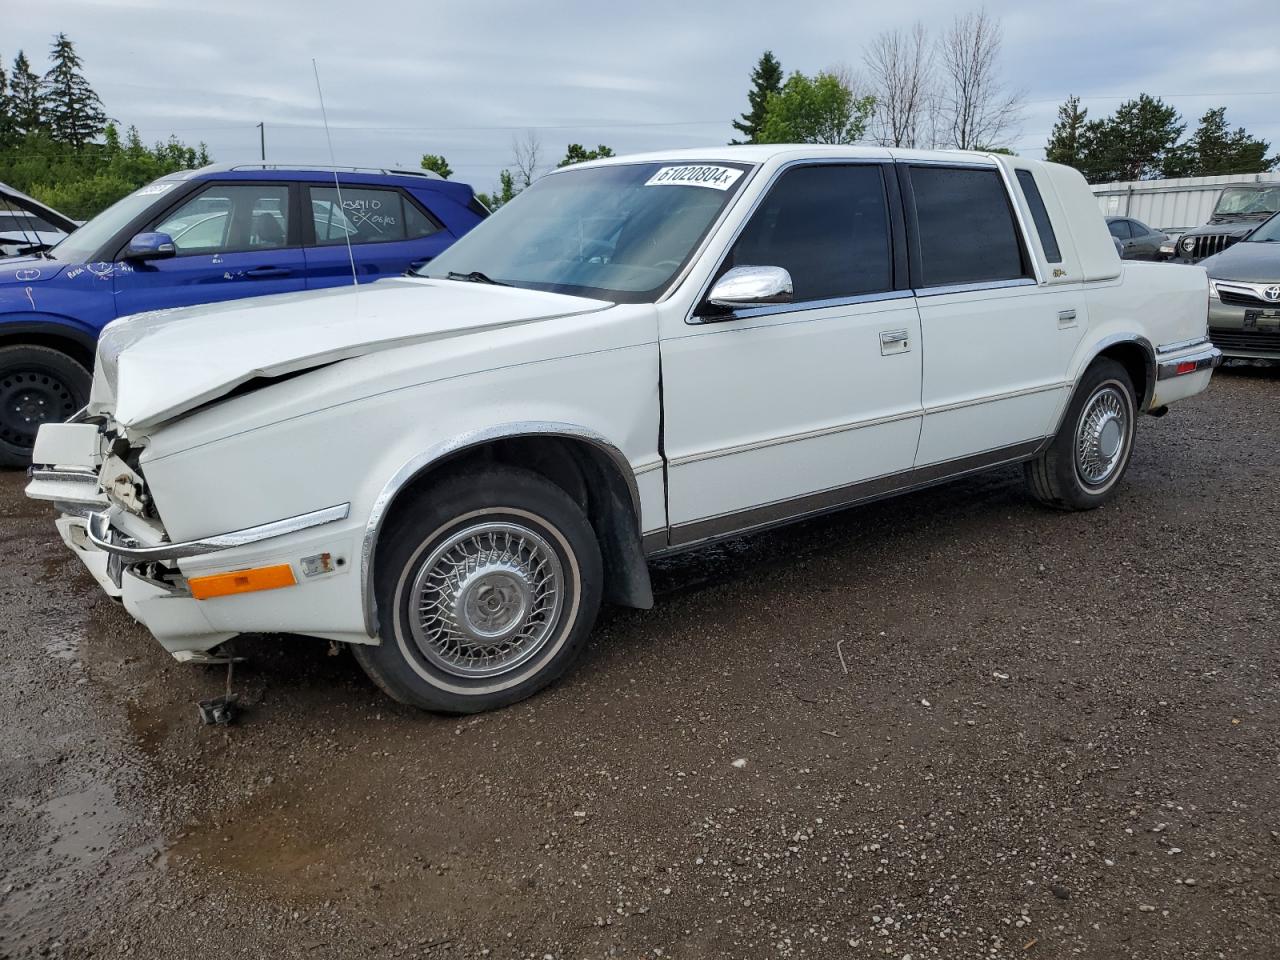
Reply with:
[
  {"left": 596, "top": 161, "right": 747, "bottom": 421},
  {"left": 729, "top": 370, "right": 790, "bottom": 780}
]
[
  {"left": 86, "top": 502, "right": 350, "bottom": 562},
  {"left": 683, "top": 157, "right": 900, "bottom": 325},
  {"left": 693, "top": 288, "right": 914, "bottom": 325},
  {"left": 987, "top": 155, "right": 1046, "bottom": 285},
  {"left": 913, "top": 277, "right": 1037, "bottom": 298},
  {"left": 361, "top": 422, "right": 643, "bottom": 638}
]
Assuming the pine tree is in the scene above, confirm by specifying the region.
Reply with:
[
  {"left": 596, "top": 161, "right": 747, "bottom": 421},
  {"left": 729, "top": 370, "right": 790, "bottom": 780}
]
[
  {"left": 41, "top": 34, "right": 107, "bottom": 149},
  {"left": 1044, "top": 95, "right": 1087, "bottom": 167},
  {"left": 0, "top": 64, "right": 13, "bottom": 145},
  {"left": 9, "top": 52, "right": 45, "bottom": 136},
  {"left": 1072, "top": 94, "right": 1183, "bottom": 183},
  {"left": 731, "top": 51, "right": 783, "bottom": 144},
  {"left": 1163, "top": 107, "right": 1277, "bottom": 178}
]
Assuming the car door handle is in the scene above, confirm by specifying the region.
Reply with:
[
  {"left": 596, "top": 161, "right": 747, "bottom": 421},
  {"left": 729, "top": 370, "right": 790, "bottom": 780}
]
[
  {"left": 879, "top": 329, "right": 910, "bottom": 355},
  {"left": 245, "top": 266, "right": 293, "bottom": 279},
  {"left": 1058, "top": 309, "right": 1078, "bottom": 328}
]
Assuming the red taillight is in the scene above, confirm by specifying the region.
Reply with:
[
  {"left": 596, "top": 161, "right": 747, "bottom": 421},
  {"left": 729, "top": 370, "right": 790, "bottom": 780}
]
[{"left": 1175, "top": 361, "right": 1197, "bottom": 376}]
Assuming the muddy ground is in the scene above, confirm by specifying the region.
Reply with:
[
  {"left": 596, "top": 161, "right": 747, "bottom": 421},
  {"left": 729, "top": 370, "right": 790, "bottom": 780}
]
[{"left": 2, "top": 365, "right": 1277, "bottom": 960}]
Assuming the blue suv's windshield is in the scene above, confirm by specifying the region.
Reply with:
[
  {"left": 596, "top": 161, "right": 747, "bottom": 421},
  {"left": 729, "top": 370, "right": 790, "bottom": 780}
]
[
  {"left": 45, "top": 180, "right": 182, "bottom": 263},
  {"left": 419, "top": 161, "right": 752, "bottom": 303}
]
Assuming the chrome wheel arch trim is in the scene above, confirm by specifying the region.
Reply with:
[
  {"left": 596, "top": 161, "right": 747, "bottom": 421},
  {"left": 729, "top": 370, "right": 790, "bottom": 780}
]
[
  {"left": 1046, "top": 333, "right": 1155, "bottom": 440},
  {"left": 360, "top": 421, "right": 642, "bottom": 638}
]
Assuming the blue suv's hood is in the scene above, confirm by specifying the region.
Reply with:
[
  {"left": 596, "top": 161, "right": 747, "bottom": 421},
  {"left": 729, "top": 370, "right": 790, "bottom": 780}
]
[{"left": 0, "top": 255, "right": 69, "bottom": 285}]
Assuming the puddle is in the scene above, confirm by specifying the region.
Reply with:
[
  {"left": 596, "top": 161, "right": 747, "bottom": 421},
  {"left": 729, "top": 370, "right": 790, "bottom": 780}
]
[{"left": 0, "top": 779, "right": 154, "bottom": 953}]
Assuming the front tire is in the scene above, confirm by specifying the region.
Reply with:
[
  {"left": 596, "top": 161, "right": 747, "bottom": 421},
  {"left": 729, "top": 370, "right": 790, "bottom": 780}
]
[
  {"left": 353, "top": 466, "right": 603, "bottom": 713},
  {"left": 0, "top": 344, "right": 90, "bottom": 468},
  {"left": 1024, "top": 358, "right": 1138, "bottom": 510}
]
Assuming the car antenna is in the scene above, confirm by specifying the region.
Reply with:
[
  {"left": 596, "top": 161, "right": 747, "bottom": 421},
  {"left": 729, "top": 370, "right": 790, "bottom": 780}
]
[{"left": 312, "top": 58, "right": 358, "bottom": 289}]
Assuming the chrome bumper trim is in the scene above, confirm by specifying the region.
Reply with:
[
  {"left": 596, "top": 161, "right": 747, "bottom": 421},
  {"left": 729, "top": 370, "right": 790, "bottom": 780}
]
[
  {"left": 86, "top": 503, "right": 350, "bottom": 562},
  {"left": 1155, "top": 335, "right": 1212, "bottom": 355},
  {"left": 1155, "top": 346, "right": 1222, "bottom": 381}
]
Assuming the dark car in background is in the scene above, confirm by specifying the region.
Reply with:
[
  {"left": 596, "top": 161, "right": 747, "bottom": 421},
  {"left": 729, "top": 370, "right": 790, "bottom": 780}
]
[
  {"left": 1105, "top": 216, "right": 1167, "bottom": 260},
  {"left": 1202, "top": 211, "right": 1280, "bottom": 360},
  {"left": 0, "top": 181, "right": 79, "bottom": 257},
  {"left": 1174, "top": 182, "right": 1280, "bottom": 263},
  {"left": 0, "top": 163, "right": 487, "bottom": 465}
]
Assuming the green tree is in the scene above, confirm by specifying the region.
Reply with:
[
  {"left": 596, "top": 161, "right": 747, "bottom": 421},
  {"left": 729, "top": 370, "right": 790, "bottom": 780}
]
[
  {"left": 1044, "top": 95, "right": 1088, "bottom": 167},
  {"left": 9, "top": 52, "right": 45, "bottom": 136},
  {"left": 41, "top": 34, "right": 107, "bottom": 149},
  {"left": 419, "top": 153, "right": 453, "bottom": 179},
  {"left": 757, "top": 71, "right": 875, "bottom": 145},
  {"left": 1075, "top": 94, "right": 1183, "bottom": 183},
  {"left": 0, "top": 64, "right": 13, "bottom": 146},
  {"left": 1162, "top": 107, "right": 1277, "bottom": 178},
  {"left": 476, "top": 169, "right": 517, "bottom": 211},
  {"left": 557, "top": 143, "right": 615, "bottom": 167},
  {"left": 731, "top": 50, "right": 783, "bottom": 145}
]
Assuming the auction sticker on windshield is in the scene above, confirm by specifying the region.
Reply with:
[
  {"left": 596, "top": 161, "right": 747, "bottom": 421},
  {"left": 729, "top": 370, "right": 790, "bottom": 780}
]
[{"left": 645, "top": 165, "right": 744, "bottom": 190}]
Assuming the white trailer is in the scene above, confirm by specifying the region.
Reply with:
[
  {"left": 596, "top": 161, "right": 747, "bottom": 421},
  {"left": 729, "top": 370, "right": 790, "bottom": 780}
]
[{"left": 1091, "top": 172, "right": 1280, "bottom": 233}]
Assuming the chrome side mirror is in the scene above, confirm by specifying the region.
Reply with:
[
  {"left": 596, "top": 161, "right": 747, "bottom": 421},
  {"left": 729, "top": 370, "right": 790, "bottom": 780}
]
[{"left": 707, "top": 265, "right": 793, "bottom": 308}]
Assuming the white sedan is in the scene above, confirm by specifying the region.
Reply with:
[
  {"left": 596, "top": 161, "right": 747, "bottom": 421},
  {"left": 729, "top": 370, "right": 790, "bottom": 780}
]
[{"left": 27, "top": 146, "right": 1219, "bottom": 712}]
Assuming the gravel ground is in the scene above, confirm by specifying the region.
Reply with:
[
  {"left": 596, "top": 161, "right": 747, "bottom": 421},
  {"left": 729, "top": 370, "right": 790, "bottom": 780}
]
[{"left": 2, "top": 364, "right": 1277, "bottom": 960}]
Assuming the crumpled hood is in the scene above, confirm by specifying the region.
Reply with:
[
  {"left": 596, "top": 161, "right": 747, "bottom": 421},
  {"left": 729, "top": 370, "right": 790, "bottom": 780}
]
[
  {"left": 91, "top": 277, "right": 610, "bottom": 429},
  {"left": 1201, "top": 241, "right": 1280, "bottom": 281}
]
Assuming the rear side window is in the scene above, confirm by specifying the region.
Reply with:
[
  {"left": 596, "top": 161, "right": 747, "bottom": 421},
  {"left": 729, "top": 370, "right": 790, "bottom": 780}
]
[
  {"left": 908, "top": 166, "right": 1027, "bottom": 287},
  {"left": 1107, "top": 219, "right": 1131, "bottom": 240},
  {"left": 309, "top": 186, "right": 439, "bottom": 245},
  {"left": 724, "top": 164, "right": 892, "bottom": 302},
  {"left": 1015, "top": 169, "right": 1062, "bottom": 263}
]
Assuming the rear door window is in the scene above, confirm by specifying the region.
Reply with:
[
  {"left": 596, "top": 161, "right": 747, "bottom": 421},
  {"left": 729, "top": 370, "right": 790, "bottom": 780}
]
[
  {"left": 722, "top": 164, "right": 893, "bottom": 302},
  {"left": 309, "top": 186, "right": 440, "bottom": 245},
  {"left": 1108, "top": 219, "right": 1131, "bottom": 240},
  {"left": 907, "top": 166, "right": 1028, "bottom": 287}
]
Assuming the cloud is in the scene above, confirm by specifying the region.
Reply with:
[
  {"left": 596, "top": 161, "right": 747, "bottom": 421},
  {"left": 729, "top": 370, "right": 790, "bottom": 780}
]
[{"left": 4, "top": 0, "right": 1278, "bottom": 187}]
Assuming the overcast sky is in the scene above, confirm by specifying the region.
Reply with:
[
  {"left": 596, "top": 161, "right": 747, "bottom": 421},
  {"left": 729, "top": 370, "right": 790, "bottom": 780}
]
[{"left": 5, "top": 0, "right": 1279, "bottom": 191}]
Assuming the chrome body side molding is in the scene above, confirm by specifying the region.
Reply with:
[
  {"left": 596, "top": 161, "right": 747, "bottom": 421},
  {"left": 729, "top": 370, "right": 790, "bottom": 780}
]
[{"left": 652, "top": 439, "right": 1043, "bottom": 554}]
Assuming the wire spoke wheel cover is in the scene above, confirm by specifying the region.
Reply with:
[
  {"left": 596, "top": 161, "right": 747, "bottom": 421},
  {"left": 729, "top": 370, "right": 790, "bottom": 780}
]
[
  {"left": 1074, "top": 381, "right": 1132, "bottom": 490},
  {"left": 407, "top": 521, "right": 565, "bottom": 679}
]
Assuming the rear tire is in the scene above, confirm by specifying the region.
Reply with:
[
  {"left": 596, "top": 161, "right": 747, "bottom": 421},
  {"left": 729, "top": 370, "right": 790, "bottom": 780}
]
[
  {"left": 353, "top": 466, "right": 603, "bottom": 713},
  {"left": 1024, "top": 358, "right": 1137, "bottom": 511},
  {"left": 0, "top": 344, "right": 90, "bottom": 468}
]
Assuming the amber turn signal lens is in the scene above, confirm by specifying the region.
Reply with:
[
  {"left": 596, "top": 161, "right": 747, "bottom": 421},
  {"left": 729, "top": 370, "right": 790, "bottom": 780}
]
[{"left": 188, "top": 563, "right": 296, "bottom": 600}]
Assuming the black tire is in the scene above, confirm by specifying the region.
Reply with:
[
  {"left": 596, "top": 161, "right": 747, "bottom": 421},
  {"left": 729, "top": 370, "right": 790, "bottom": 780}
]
[
  {"left": 1024, "top": 357, "right": 1138, "bottom": 511},
  {"left": 353, "top": 466, "right": 603, "bottom": 713},
  {"left": 0, "top": 344, "right": 91, "bottom": 468}
]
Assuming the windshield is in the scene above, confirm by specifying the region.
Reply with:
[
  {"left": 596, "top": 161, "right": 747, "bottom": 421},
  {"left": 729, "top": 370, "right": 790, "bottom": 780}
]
[
  {"left": 45, "top": 180, "right": 181, "bottom": 262},
  {"left": 1214, "top": 185, "right": 1280, "bottom": 218},
  {"left": 419, "top": 161, "right": 753, "bottom": 302},
  {"left": 1246, "top": 212, "right": 1280, "bottom": 243}
]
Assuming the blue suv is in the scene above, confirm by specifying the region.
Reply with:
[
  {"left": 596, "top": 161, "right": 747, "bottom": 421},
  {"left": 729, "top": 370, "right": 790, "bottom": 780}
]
[{"left": 0, "top": 163, "right": 487, "bottom": 465}]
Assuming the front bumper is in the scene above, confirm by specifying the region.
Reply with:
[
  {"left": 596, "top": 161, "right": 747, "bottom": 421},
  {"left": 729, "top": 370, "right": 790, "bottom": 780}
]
[
  {"left": 1208, "top": 297, "right": 1280, "bottom": 359},
  {"left": 26, "top": 422, "right": 366, "bottom": 658}
]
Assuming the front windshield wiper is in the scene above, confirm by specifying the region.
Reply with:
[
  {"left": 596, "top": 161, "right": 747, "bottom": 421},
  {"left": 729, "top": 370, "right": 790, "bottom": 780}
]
[{"left": 445, "top": 270, "right": 509, "bottom": 286}]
